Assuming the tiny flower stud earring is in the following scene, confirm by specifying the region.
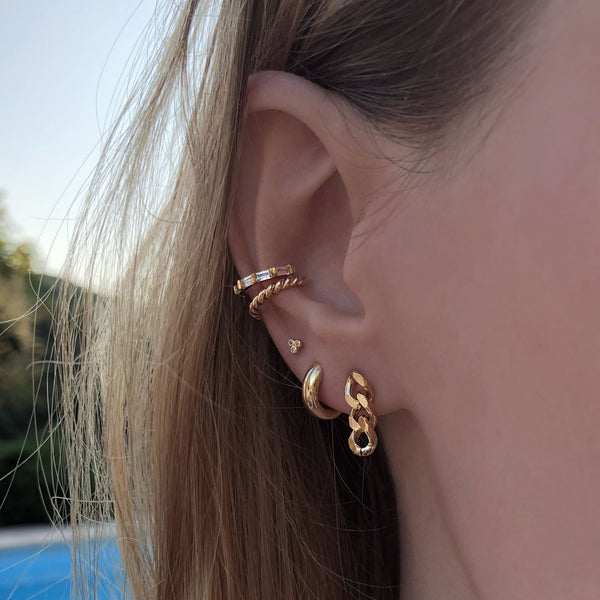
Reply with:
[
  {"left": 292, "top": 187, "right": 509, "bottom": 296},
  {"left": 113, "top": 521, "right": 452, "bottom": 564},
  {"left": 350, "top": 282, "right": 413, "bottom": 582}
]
[{"left": 288, "top": 339, "right": 302, "bottom": 354}]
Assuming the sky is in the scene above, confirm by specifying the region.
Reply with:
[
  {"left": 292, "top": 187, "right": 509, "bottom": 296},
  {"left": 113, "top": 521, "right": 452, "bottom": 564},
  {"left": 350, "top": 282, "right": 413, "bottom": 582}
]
[{"left": 0, "top": 1, "right": 157, "bottom": 275}]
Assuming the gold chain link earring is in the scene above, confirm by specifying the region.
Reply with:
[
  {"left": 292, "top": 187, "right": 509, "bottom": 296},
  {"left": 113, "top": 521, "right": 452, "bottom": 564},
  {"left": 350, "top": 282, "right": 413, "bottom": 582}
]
[
  {"left": 345, "top": 370, "right": 378, "bottom": 456},
  {"left": 302, "top": 363, "right": 341, "bottom": 420}
]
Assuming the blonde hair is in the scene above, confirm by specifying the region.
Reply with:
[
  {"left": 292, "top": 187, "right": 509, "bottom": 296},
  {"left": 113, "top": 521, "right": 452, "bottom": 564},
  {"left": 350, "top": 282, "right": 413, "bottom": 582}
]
[{"left": 57, "top": 1, "right": 543, "bottom": 598}]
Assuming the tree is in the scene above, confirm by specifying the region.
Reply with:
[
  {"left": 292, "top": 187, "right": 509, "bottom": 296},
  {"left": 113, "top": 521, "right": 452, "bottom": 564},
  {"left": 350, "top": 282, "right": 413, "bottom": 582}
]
[{"left": 0, "top": 192, "right": 62, "bottom": 525}]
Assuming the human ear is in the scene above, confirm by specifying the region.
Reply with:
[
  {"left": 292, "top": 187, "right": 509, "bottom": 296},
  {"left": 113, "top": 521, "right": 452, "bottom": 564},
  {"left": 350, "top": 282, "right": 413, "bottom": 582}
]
[{"left": 228, "top": 70, "right": 397, "bottom": 415}]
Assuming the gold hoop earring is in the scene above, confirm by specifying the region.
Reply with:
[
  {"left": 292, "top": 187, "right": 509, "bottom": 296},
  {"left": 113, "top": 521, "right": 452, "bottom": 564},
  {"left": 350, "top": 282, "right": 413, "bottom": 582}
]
[
  {"left": 345, "top": 370, "right": 378, "bottom": 456},
  {"left": 302, "top": 363, "right": 341, "bottom": 420},
  {"left": 249, "top": 275, "right": 306, "bottom": 319}
]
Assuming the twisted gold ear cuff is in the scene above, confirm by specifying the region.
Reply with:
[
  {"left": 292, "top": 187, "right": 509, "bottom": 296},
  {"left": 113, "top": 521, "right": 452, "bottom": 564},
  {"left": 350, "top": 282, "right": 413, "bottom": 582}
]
[
  {"left": 249, "top": 275, "right": 306, "bottom": 319},
  {"left": 233, "top": 264, "right": 306, "bottom": 319}
]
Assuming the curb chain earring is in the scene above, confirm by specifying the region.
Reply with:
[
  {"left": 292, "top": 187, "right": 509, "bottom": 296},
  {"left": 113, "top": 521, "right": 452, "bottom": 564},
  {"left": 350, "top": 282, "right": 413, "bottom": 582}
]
[{"left": 344, "top": 370, "right": 378, "bottom": 456}]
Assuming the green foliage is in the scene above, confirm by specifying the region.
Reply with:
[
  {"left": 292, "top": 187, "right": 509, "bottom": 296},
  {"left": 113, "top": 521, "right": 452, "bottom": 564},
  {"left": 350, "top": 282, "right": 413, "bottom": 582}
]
[
  {"left": 0, "top": 272, "right": 59, "bottom": 440},
  {"left": 0, "top": 436, "right": 66, "bottom": 526},
  {"left": 0, "top": 194, "right": 64, "bottom": 525}
]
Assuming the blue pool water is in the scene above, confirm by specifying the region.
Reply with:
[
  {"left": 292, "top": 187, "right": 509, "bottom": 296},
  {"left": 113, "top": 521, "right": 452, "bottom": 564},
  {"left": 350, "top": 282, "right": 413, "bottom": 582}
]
[{"left": 0, "top": 539, "right": 124, "bottom": 600}]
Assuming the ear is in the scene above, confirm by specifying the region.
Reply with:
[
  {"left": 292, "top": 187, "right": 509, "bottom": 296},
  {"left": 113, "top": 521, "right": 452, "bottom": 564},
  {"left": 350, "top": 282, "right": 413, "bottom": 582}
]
[{"left": 228, "top": 70, "right": 398, "bottom": 415}]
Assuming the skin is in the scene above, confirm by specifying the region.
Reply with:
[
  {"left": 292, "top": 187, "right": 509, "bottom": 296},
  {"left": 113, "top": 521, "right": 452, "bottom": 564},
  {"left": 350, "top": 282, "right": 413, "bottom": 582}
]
[{"left": 228, "top": 2, "right": 600, "bottom": 599}]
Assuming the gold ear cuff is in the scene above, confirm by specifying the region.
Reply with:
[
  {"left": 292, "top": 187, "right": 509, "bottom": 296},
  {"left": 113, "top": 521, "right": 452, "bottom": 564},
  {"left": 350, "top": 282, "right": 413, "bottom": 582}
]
[
  {"left": 248, "top": 275, "right": 306, "bottom": 319},
  {"left": 233, "top": 264, "right": 295, "bottom": 295},
  {"left": 233, "top": 264, "right": 306, "bottom": 319}
]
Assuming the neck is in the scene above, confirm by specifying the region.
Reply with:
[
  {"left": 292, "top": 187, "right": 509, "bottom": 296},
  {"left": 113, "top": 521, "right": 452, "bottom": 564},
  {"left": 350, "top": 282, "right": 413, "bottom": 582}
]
[{"left": 380, "top": 410, "right": 480, "bottom": 600}]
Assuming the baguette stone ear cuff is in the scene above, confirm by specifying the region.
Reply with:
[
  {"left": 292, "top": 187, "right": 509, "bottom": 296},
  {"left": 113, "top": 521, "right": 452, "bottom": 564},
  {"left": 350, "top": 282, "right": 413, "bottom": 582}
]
[
  {"left": 232, "top": 264, "right": 306, "bottom": 319},
  {"left": 233, "top": 264, "right": 294, "bottom": 295}
]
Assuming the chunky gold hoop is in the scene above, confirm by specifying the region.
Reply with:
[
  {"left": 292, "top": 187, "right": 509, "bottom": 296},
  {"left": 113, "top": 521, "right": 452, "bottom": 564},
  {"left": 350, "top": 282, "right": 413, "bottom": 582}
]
[
  {"left": 249, "top": 275, "right": 306, "bottom": 320},
  {"left": 302, "top": 363, "right": 341, "bottom": 420},
  {"left": 344, "top": 370, "right": 378, "bottom": 456},
  {"left": 233, "top": 264, "right": 294, "bottom": 295}
]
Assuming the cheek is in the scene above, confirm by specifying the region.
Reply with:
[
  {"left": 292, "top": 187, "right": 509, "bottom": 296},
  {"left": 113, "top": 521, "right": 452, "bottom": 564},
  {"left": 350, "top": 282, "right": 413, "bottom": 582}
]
[
  {"left": 371, "top": 169, "right": 600, "bottom": 422},
  {"left": 365, "top": 17, "right": 600, "bottom": 430},
  {"left": 353, "top": 4, "right": 600, "bottom": 589},
  {"left": 371, "top": 113, "right": 600, "bottom": 440},
  {"left": 358, "top": 121, "right": 600, "bottom": 589},
  {"left": 464, "top": 58, "right": 600, "bottom": 419}
]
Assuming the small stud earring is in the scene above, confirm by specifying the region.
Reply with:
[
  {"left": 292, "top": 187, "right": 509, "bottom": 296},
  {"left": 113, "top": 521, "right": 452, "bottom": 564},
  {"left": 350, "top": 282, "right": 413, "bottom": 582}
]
[{"left": 288, "top": 339, "right": 302, "bottom": 354}]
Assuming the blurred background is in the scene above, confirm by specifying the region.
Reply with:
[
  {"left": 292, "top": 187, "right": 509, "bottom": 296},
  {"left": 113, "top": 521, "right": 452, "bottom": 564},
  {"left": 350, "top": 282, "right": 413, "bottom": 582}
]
[
  {"left": 1, "top": 0, "right": 157, "bottom": 276},
  {"left": 1, "top": 3, "right": 157, "bottom": 596}
]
